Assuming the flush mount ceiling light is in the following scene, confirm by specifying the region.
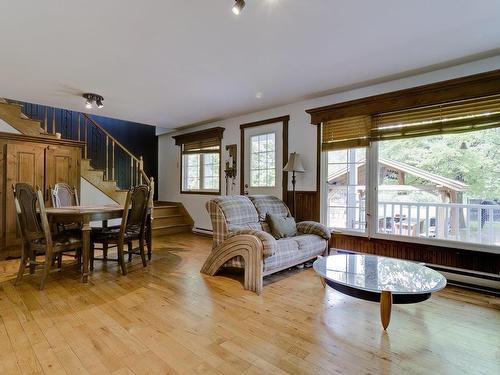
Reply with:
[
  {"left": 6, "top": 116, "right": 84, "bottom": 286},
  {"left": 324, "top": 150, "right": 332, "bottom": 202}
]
[
  {"left": 83, "top": 93, "right": 104, "bottom": 109},
  {"left": 232, "top": 0, "right": 245, "bottom": 15}
]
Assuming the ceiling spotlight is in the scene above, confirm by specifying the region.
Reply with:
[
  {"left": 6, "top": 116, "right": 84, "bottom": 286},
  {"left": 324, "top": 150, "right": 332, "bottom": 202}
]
[
  {"left": 232, "top": 0, "right": 245, "bottom": 15},
  {"left": 83, "top": 93, "right": 104, "bottom": 109}
]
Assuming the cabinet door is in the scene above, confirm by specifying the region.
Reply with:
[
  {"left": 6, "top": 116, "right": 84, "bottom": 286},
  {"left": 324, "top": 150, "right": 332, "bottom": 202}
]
[
  {"left": 4, "top": 143, "right": 46, "bottom": 254},
  {"left": 45, "top": 145, "right": 80, "bottom": 207}
]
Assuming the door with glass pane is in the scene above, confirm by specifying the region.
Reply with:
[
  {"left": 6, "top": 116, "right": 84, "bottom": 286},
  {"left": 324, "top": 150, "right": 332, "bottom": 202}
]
[{"left": 243, "top": 122, "right": 283, "bottom": 197}]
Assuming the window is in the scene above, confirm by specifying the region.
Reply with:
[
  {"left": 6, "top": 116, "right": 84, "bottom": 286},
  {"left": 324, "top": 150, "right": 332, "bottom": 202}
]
[
  {"left": 173, "top": 127, "right": 224, "bottom": 194},
  {"left": 181, "top": 149, "right": 220, "bottom": 193},
  {"left": 377, "top": 128, "right": 500, "bottom": 247},
  {"left": 250, "top": 133, "right": 276, "bottom": 187},
  {"left": 326, "top": 148, "right": 367, "bottom": 232},
  {"left": 321, "top": 94, "right": 500, "bottom": 249}
]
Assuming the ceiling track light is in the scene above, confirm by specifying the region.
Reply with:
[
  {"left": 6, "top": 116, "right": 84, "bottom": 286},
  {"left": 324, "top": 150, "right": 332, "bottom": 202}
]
[
  {"left": 83, "top": 93, "right": 104, "bottom": 109},
  {"left": 232, "top": 0, "right": 245, "bottom": 15}
]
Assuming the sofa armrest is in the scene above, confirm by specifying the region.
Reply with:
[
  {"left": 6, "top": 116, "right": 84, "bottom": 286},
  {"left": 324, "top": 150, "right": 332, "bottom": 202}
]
[
  {"left": 296, "top": 221, "right": 331, "bottom": 240},
  {"left": 228, "top": 229, "right": 277, "bottom": 258}
]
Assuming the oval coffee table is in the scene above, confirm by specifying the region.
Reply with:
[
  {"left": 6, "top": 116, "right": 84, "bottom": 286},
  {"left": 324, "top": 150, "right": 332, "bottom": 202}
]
[{"left": 313, "top": 254, "right": 446, "bottom": 330}]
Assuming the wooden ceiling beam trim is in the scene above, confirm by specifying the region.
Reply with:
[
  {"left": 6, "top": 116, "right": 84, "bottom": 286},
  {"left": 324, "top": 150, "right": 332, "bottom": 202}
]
[{"left": 306, "top": 69, "right": 500, "bottom": 125}]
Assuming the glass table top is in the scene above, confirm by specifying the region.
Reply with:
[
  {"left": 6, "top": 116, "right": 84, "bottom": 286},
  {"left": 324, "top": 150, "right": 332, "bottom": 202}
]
[{"left": 313, "top": 254, "right": 447, "bottom": 294}]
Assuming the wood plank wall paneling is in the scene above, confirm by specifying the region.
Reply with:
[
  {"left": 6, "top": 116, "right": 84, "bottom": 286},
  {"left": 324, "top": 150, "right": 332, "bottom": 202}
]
[
  {"left": 331, "top": 234, "right": 500, "bottom": 275},
  {"left": 285, "top": 191, "right": 320, "bottom": 222}
]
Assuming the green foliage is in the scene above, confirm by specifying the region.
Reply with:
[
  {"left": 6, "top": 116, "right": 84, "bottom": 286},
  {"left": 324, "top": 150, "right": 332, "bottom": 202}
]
[{"left": 379, "top": 128, "right": 500, "bottom": 199}]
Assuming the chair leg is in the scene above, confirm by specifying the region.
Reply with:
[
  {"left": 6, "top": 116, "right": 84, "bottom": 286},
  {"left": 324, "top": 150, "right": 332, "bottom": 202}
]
[
  {"left": 90, "top": 243, "right": 96, "bottom": 271},
  {"left": 139, "top": 236, "right": 147, "bottom": 267},
  {"left": 15, "top": 245, "right": 28, "bottom": 285},
  {"left": 103, "top": 243, "right": 108, "bottom": 261},
  {"left": 117, "top": 242, "right": 127, "bottom": 275},
  {"left": 77, "top": 248, "right": 82, "bottom": 266},
  {"left": 29, "top": 249, "right": 36, "bottom": 274},
  {"left": 146, "top": 217, "right": 152, "bottom": 261},
  {"left": 127, "top": 242, "right": 133, "bottom": 263},
  {"left": 40, "top": 247, "right": 53, "bottom": 290},
  {"left": 57, "top": 253, "right": 63, "bottom": 270}
]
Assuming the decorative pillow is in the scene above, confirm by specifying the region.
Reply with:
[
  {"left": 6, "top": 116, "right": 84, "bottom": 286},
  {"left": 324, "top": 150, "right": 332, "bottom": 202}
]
[{"left": 266, "top": 213, "right": 297, "bottom": 239}]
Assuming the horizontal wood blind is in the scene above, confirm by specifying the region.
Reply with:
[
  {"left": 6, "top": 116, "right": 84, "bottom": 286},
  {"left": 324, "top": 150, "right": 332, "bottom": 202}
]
[
  {"left": 322, "top": 115, "right": 371, "bottom": 150},
  {"left": 371, "top": 94, "right": 500, "bottom": 140},
  {"left": 173, "top": 126, "right": 224, "bottom": 152},
  {"left": 183, "top": 138, "right": 220, "bottom": 152}
]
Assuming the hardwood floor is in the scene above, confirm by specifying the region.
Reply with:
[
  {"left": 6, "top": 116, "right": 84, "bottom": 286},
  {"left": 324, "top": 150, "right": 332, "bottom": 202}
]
[{"left": 0, "top": 233, "right": 498, "bottom": 374}]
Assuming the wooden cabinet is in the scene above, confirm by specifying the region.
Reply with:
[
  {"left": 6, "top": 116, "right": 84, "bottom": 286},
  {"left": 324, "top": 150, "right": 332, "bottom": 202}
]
[
  {"left": 45, "top": 145, "right": 80, "bottom": 204},
  {"left": 0, "top": 133, "right": 83, "bottom": 258}
]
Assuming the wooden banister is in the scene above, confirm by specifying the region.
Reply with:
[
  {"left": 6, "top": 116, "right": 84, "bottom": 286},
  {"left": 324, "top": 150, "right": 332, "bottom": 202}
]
[{"left": 3, "top": 98, "right": 153, "bottom": 196}]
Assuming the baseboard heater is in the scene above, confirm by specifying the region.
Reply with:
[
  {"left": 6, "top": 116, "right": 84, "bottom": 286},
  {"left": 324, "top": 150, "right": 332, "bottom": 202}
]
[
  {"left": 335, "top": 249, "right": 500, "bottom": 295},
  {"left": 193, "top": 227, "right": 213, "bottom": 236}
]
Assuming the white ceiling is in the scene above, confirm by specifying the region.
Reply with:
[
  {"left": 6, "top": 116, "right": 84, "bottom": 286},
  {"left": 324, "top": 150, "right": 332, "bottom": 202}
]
[{"left": 1, "top": 0, "right": 500, "bottom": 129}]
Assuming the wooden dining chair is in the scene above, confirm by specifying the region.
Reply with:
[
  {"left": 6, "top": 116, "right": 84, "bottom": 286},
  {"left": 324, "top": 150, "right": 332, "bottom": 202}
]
[
  {"left": 90, "top": 184, "right": 151, "bottom": 275},
  {"left": 51, "top": 183, "right": 79, "bottom": 207},
  {"left": 12, "top": 183, "right": 83, "bottom": 289}
]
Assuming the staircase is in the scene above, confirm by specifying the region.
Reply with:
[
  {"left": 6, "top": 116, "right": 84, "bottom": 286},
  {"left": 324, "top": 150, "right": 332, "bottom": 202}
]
[
  {"left": 0, "top": 99, "right": 193, "bottom": 237},
  {"left": 0, "top": 100, "right": 56, "bottom": 138},
  {"left": 153, "top": 202, "right": 194, "bottom": 236}
]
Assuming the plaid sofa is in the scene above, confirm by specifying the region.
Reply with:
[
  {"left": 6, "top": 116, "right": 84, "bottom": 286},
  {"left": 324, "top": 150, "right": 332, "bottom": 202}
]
[{"left": 206, "top": 195, "right": 330, "bottom": 274}]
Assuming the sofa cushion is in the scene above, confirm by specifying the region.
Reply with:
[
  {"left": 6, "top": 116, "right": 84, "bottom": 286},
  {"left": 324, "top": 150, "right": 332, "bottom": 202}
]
[
  {"left": 266, "top": 213, "right": 297, "bottom": 239},
  {"left": 293, "top": 234, "right": 328, "bottom": 255},
  {"left": 263, "top": 234, "right": 327, "bottom": 272},
  {"left": 213, "top": 196, "right": 259, "bottom": 226},
  {"left": 263, "top": 237, "right": 299, "bottom": 271},
  {"left": 249, "top": 195, "right": 289, "bottom": 221}
]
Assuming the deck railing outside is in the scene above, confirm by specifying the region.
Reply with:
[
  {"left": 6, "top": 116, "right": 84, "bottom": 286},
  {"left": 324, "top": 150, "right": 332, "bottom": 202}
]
[{"left": 328, "top": 199, "right": 500, "bottom": 246}]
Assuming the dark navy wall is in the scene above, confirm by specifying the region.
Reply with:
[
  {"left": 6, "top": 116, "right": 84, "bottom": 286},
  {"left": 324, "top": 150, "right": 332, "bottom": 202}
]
[{"left": 89, "top": 114, "right": 158, "bottom": 193}]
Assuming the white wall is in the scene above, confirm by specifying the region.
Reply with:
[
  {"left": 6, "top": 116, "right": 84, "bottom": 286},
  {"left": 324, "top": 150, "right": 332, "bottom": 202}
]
[
  {"left": 158, "top": 56, "right": 500, "bottom": 231},
  {"left": 0, "top": 119, "right": 20, "bottom": 133},
  {"left": 80, "top": 177, "right": 121, "bottom": 227}
]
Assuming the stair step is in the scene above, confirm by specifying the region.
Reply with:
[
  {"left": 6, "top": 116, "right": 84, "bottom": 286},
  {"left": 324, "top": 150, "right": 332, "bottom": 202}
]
[
  {"left": 152, "top": 223, "right": 192, "bottom": 237},
  {"left": 154, "top": 206, "right": 181, "bottom": 217},
  {"left": 153, "top": 215, "right": 187, "bottom": 228},
  {"left": 154, "top": 214, "right": 184, "bottom": 219}
]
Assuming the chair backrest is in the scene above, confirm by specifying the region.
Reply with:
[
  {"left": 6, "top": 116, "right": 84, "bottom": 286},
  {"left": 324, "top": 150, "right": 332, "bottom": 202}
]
[
  {"left": 51, "top": 183, "right": 79, "bottom": 207},
  {"left": 119, "top": 185, "right": 150, "bottom": 237},
  {"left": 12, "top": 183, "right": 52, "bottom": 245},
  {"left": 248, "top": 195, "right": 291, "bottom": 221},
  {"left": 206, "top": 195, "right": 264, "bottom": 248}
]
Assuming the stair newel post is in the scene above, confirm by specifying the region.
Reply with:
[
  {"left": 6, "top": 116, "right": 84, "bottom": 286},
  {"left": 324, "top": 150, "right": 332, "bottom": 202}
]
[
  {"left": 52, "top": 107, "right": 56, "bottom": 134},
  {"left": 139, "top": 156, "right": 144, "bottom": 185},
  {"left": 105, "top": 135, "right": 109, "bottom": 180},
  {"left": 111, "top": 141, "right": 115, "bottom": 181},
  {"left": 130, "top": 155, "right": 134, "bottom": 188},
  {"left": 44, "top": 107, "right": 48, "bottom": 132},
  {"left": 77, "top": 114, "right": 81, "bottom": 141},
  {"left": 84, "top": 117, "right": 88, "bottom": 159},
  {"left": 149, "top": 177, "right": 155, "bottom": 209}
]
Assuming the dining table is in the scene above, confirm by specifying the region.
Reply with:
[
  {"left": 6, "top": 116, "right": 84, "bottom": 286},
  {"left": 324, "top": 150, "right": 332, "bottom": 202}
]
[{"left": 45, "top": 204, "right": 152, "bottom": 283}]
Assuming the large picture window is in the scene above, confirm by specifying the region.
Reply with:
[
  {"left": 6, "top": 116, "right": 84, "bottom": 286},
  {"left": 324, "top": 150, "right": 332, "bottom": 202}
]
[
  {"left": 377, "top": 128, "right": 500, "bottom": 246},
  {"left": 321, "top": 94, "right": 500, "bottom": 250}
]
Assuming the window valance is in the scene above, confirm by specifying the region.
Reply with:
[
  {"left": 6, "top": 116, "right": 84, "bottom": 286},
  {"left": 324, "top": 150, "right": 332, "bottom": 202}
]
[
  {"left": 321, "top": 94, "right": 500, "bottom": 150},
  {"left": 173, "top": 127, "right": 224, "bottom": 153}
]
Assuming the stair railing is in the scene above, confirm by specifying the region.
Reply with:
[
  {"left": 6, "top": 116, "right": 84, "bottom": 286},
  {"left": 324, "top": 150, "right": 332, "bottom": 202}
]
[{"left": 5, "top": 100, "right": 153, "bottom": 197}]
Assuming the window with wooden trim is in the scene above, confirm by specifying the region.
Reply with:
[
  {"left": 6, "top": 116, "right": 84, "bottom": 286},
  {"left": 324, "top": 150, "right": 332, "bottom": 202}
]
[
  {"left": 321, "top": 94, "right": 500, "bottom": 251},
  {"left": 173, "top": 127, "right": 224, "bottom": 194}
]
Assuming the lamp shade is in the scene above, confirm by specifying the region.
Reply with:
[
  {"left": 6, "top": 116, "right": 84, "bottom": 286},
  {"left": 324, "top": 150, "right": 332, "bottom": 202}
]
[{"left": 283, "top": 152, "right": 305, "bottom": 172}]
